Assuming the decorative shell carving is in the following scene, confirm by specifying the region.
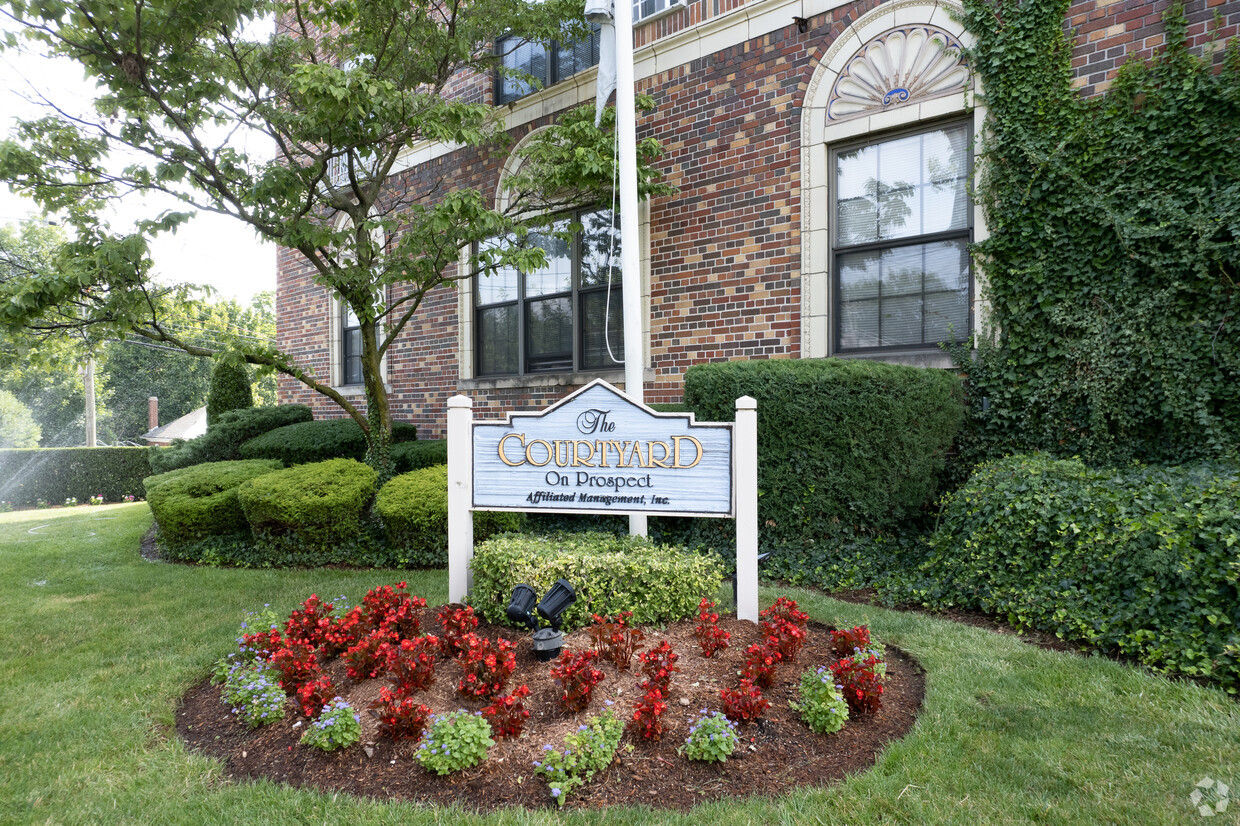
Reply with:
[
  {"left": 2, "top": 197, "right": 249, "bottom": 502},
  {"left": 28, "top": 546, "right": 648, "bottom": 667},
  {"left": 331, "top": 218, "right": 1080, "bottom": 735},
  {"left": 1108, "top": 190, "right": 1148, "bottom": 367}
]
[{"left": 827, "top": 26, "right": 969, "bottom": 121}]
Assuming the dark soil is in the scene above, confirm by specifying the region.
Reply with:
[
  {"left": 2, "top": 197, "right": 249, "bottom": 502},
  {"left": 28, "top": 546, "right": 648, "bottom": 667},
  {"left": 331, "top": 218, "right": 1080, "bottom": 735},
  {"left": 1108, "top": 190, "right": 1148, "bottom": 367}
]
[{"left": 177, "top": 615, "right": 925, "bottom": 812}]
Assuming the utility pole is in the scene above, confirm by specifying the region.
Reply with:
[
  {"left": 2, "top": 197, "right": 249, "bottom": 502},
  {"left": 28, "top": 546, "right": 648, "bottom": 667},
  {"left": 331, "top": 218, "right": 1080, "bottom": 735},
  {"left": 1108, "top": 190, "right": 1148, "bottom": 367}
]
[{"left": 84, "top": 356, "right": 96, "bottom": 447}]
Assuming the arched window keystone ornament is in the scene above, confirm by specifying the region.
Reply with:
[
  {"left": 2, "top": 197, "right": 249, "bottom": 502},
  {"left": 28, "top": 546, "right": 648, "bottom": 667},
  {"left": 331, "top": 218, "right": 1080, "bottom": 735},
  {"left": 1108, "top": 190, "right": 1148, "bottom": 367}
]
[{"left": 828, "top": 26, "right": 969, "bottom": 122}]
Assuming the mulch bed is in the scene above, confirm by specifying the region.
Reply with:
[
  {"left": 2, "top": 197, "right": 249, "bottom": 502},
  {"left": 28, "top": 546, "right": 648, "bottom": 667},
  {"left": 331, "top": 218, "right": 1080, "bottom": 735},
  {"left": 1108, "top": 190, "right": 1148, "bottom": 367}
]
[{"left": 177, "top": 613, "right": 925, "bottom": 812}]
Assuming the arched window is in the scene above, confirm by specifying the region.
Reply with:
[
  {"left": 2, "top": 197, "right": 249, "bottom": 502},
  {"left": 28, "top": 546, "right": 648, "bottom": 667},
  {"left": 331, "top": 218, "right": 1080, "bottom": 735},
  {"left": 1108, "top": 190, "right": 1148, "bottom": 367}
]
[{"left": 801, "top": 4, "right": 985, "bottom": 365}]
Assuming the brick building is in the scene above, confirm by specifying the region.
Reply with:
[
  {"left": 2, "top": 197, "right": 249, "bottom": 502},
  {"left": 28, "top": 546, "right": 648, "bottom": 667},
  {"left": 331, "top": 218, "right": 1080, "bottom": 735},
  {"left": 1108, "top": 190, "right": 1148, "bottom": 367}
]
[{"left": 276, "top": 0, "right": 1240, "bottom": 438}]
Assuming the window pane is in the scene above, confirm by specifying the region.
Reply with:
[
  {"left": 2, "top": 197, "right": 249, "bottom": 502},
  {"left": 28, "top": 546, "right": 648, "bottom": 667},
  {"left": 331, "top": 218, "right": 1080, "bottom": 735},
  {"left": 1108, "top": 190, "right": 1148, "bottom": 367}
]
[
  {"left": 556, "top": 25, "right": 601, "bottom": 81},
  {"left": 839, "top": 249, "right": 881, "bottom": 303},
  {"left": 580, "top": 289, "right": 624, "bottom": 369},
  {"left": 498, "top": 38, "right": 547, "bottom": 103},
  {"left": 837, "top": 238, "right": 969, "bottom": 349},
  {"left": 476, "top": 236, "right": 519, "bottom": 306},
  {"left": 343, "top": 328, "right": 363, "bottom": 385},
  {"left": 836, "top": 123, "right": 969, "bottom": 246},
  {"left": 579, "top": 209, "right": 621, "bottom": 288},
  {"left": 343, "top": 303, "right": 360, "bottom": 328},
  {"left": 836, "top": 146, "right": 879, "bottom": 245},
  {"left": 526, "top": 296, "right": 573, "bottom": 371},
  {"left": 840, "top": 299, "right": 879, "bottom": 349},
  {"left": 880, "top": 294, "right": 923, "bottom": 346},
  {"left": 634, "top": 0, "right": 677, "bottom": 21},
  {"left": 478, "top": 305, "right": 518, "bottom": 375},
  {"left": 524, "top": 223, "right": 572, "bottom": 297},
  {"left": 477, "top": 265, "right": 519, "bottom": 306}
]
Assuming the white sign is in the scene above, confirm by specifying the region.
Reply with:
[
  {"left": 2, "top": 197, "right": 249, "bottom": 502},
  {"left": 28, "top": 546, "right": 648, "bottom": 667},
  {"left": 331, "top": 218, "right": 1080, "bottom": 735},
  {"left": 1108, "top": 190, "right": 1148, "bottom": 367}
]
[
  {"left": 447, "top": 381, "right": 759, "bottom": 622},
  {"left": 472, "top": 380, "right": 732, "bottom": 517}
]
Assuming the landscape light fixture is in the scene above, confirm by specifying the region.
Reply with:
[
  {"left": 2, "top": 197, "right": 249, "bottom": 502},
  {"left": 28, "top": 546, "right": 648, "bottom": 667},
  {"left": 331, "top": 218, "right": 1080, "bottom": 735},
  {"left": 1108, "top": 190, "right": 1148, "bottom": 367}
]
[
  {"left": 506, "top": 579, "right": 577, "bottom": 662},
  {"left": 536, "top": 579, "right": 576, "bottom": 630},
  {"left": 505, "top": 583, "right": 539, "bottom": 631}
]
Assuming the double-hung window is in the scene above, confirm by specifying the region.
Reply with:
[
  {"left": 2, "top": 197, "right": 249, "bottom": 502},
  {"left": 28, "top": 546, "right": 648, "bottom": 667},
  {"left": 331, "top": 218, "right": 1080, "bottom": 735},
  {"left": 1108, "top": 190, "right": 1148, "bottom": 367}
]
[
  {"left": 341, "top": 303, "right": 364, "bottom": 386},
  {"left": 494, "top": 26, "right": 602, "bottom": 104},
  {"left": 475, "top": 208, "right": 623, "bottom": 376},
  {"left": 633, "top": 0, "right": 687, "bottom": 22},
  {"left": 833, "top": 121, "right": 972, "bottom": 352}
]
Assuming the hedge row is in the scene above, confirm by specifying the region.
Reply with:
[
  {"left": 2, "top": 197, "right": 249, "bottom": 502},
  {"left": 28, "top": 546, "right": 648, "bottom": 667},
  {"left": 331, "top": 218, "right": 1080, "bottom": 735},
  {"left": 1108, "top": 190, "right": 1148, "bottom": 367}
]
[
  {"left": 149, "top": 405, "right": 313, "bottom": 474},
  {"left": 890, "top": 454, "right": 1240, "bottom": 692},
  {"left": 144, "top": 460, "right": 282, "bottom": 545},
  {"left": 682, "top": 359, "right": 963, "bottom": 547},
  {"left": 239, "top": 418, "right": 417, "bottom": 466},
  {"left": 0, "top": 447, "right": 151, "bottom": 507},
  {"left": 145, "top": 459, "right": 517, "bottom": 569},
  {"left": 470, "top": 532, "right": 724, "bottom": 631}
]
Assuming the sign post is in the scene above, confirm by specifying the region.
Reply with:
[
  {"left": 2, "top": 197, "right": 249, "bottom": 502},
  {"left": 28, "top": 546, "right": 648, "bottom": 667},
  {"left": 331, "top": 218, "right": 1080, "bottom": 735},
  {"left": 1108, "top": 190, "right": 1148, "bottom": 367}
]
[{"left": 447, "top": 380, "right": 759, "bottom": 622}]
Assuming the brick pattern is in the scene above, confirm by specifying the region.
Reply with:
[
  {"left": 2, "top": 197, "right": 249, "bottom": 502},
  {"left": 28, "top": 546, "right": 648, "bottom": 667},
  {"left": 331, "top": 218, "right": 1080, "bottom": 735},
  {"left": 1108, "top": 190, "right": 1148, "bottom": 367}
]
[
  {"left": 1067, "top": 0, "right": 1240, "bottom": 95},
  {"left": 277, "top": 0, "right": 1239, "bottom": 431}
]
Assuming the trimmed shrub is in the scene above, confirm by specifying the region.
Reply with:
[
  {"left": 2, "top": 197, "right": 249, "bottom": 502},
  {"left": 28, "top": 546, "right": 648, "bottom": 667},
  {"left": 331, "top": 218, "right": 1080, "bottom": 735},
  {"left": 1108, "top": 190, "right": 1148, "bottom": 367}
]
[
  {"left": 239, "top": 418, "right": 417, "bottom": 466},
  {"left": 144, "top": 459, "right": 283, "bottom": 545},
  {"left": 681, "top": 358, "right": 963, "bottom": 546},
  {"left": 0, "top": 447, "right": 151, "bottom": 507},
  {"left": 206, "top": 360, "right": 253, "bottom": 425},
  {"left": 374, "top": 465, "right": 523, "bottom": 566},
  {"left": 390, "top": 439, "right": 446, "bottom": 473},
  {"left": 148, "top": 404, "right": 312, "bottom": 475},
  {"left": 471, "top": 532, "right": 724, "bottom": 631},
  {"left": 238, "top": 458, "right": 378, "bottom": 550},
  {"left": 892, "top": 454, "right": 1240, "bottom": 692}
]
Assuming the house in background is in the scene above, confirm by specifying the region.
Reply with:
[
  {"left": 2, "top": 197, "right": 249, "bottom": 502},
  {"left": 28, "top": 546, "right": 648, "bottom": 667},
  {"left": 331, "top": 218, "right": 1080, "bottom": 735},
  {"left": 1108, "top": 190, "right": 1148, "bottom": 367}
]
[
  {"left": 142, "top": 399, "right": 208, "bottom": 447},
  {"left": 275, "top": 0, "right": 1240, "bottom": 438}
]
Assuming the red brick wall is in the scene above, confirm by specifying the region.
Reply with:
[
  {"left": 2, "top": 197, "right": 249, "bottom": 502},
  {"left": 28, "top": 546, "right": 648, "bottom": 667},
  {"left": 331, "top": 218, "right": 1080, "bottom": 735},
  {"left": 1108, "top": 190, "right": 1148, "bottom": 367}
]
[
  {"left": 1067, "top": 0, "right": 1240, "bottom": 96},
  {"left": 277, "top": 0, "right": 1239, "bottom": 434}
]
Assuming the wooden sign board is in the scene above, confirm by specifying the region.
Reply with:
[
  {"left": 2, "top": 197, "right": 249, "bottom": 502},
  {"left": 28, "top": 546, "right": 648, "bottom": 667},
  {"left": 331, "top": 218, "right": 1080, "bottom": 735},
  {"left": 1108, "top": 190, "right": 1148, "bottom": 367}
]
[
  {"left": 447, "top": 380, "right": 759, "bottom": 622},
  {"left": 472, "top": 380, "right": 733, "bottom": 517}
]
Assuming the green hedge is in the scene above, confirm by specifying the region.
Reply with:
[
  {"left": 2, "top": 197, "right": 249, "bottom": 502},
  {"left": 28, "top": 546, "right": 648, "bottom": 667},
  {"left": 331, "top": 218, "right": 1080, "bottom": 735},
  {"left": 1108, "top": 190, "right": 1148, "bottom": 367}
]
[
  {"left": 144, "top": 460, "right": 283, "bottom": 546},
  {"left": 374, "top": 465, "right": 524, "bottom": 566},
  {"left": 148, "top": 405, "right": 312, "bottom": 475},
  {"left": 238, "top": 418, "right": 416, "bottom": 465},
  {"left": 681, "top": 359, "right": 964, "bottom": 547},
  {"left": 0, "top": 447, "right": 151, "bottom": 507},
  {"left": 238, "top": 458, "right": 378, "bottom": 551},
  {"left": 391, "top": 439, "right": 447, "bottom": 473},
  {"left": 892, "top": 454, "right": 1240, "bottom": 692},
  {"left": 206, "top": 360, "right": 253, "bottom": 426},
  {"left": 470, "top": 532, "right": 724, "bottom": 631}
]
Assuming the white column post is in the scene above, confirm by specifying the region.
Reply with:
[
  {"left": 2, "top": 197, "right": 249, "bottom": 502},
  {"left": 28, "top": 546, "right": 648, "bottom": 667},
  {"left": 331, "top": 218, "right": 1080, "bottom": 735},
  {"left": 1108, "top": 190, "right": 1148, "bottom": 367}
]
[
  {"left": 616, "top": 0, "right": 647, "bottom": 539},
  {"left": 447, "top": 394, "right": 474, "bottom": 603},
  {"left": 735, "top": 396, "right": 759, "bottom": 622}
]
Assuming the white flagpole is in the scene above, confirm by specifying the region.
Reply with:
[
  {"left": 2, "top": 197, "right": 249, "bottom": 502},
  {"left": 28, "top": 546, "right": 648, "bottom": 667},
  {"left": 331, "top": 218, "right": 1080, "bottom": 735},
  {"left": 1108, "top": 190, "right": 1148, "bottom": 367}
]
[{"left": 612, "top": 0, "right": 647, "bottom": 537}]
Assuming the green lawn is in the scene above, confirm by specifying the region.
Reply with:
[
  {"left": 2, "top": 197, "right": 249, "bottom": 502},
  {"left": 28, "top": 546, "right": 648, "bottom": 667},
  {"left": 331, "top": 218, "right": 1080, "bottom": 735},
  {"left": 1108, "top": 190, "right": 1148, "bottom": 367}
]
[{"left": 0, "top": 503, "right": 1236, "bottom": 824}]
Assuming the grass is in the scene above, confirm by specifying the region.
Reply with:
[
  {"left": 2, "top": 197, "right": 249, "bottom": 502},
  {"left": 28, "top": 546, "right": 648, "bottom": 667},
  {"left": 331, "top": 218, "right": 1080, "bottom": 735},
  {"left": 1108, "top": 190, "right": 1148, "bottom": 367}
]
[{"left": 0, "top": 503, "right": 1236, "bottom": 824}]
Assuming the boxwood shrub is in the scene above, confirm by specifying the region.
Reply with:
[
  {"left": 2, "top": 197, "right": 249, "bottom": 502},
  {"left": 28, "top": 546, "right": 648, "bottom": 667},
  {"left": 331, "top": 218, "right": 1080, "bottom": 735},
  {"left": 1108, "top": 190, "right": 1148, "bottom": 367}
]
[
  {"left": 471, "top": 532, "right": 724, "bottom": 631},
  {"left": 0, "top": 447, "right": 151, "bottom": 507},
  {"left": 238, "top": 418, "right": 417, "bottom": 465},
  {"left": 680, "top": 358, "right": 964, "bottom": 547},
  {"left": 893, "top": 454, "right": 1240, "bottom": 692},
  {"left": 238, "top": 458, "right": 378, "bottom": 552},
  {"left": 144, "top": 459, "right": 283, "bottom": 546},
  {"left": 391, "top": 439, "right": 447, "bottom": 473},
  {"left": 148, "top": 404, "right": 312, "bottom": 475},
  {"left": 375, "top": 465, "right": 524, "bottom": 566}
]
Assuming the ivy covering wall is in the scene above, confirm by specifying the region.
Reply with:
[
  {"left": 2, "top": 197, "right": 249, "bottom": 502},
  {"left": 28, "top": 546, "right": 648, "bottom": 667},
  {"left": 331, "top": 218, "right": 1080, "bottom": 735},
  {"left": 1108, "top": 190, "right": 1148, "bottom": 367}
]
[{"left": 956, "top": 0, "right": 1240, "bottom": 467}]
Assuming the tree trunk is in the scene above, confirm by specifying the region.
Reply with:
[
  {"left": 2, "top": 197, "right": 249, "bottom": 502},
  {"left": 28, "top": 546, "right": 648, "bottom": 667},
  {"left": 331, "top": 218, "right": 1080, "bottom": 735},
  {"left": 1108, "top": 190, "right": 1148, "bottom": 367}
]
[{"left": 360, "top": 316, "right": 393, "bottom": 482}]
